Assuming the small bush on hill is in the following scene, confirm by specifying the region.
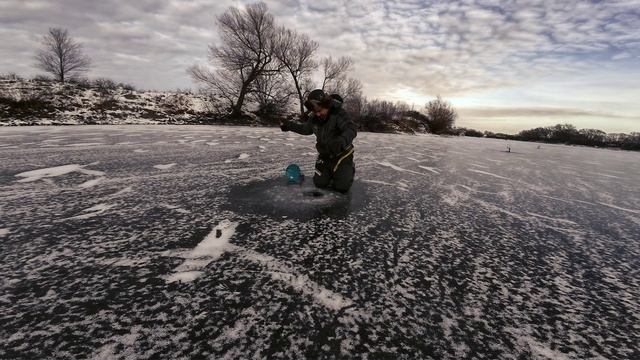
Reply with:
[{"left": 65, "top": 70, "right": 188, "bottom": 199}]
[
  {"left": 31, "top": 74, "right": 52, "bottom": 82},
  {"left": 93, "top": 78, "right": 117, "bottom": 93},
  {"left": 119, "top": 82, "right": 136, "bottom": 92},
  {"left": 1, "top": 73, "right": 24, "bottom": 81},
  {"left": 0, "top": 92, "right": 54, "bottom": 118},
  {"left": 69, "top": 77, "right": 92, "bottom": 89}
]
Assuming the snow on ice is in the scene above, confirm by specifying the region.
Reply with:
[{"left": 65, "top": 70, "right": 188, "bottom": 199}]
[
  {"left": 467, "top": 168, "right": 511, "bottom": 180},
  {"left": 1, "top": 125, "right": 639, "bottom": 360},
  {"left": 15, "top": 163, "right": 104, "bottom": 183},
  {"left": 153, "top": 163, "right": 176, "bottom": 170},
  {"left": 65, "top": 203, "right": 116, "bottom": 220},
  {"left": 377, "top": 161, "right": 426, "bottom": 176},
  {"left": 165, "top": 220, "right": 239, "bottom": 283},
  {"left": 78, "top": 177, "right": 105, "bottom": 189}
]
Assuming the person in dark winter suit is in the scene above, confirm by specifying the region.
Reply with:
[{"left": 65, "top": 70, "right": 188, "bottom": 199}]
[{"left": 280, "top": 89, "right": 357, "bottom": 193}]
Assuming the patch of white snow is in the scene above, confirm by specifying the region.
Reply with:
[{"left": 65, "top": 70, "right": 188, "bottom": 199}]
[
  {"left": 66, "top": 203, "right": 116, "bottom": 220},
  {"left": 78, "top": 177, "right": 104, "bottom": 189},
  {"left": 15, "top": 164, "right": 105, "bottom": 183},
  {"left": 165, "top": 220, "right": 239, "bottom": 283},
  {"left": 153, "top": 163, "right": 176, "bottom": 170}
]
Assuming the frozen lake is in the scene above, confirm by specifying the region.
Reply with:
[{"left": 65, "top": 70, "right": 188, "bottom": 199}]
[{"left": 1, "top": 125, "right": 639, "bottom": 359}]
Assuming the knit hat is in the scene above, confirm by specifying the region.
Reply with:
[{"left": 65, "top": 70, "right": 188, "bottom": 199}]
[{"left": 304, "top": 89, "right": 332, "bottom": 111}]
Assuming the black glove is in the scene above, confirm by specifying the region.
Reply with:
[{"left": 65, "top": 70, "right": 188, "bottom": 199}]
[
  {"left": 327, "top": 137, "right": 345, "bottom": 157},
  {"left": 280, "top": 121, "right": 289, "bottom": 132}
]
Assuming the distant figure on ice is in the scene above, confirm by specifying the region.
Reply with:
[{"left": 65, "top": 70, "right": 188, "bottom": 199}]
[{"left": 280, "top": 89, "right": 357, "bottom": 193}]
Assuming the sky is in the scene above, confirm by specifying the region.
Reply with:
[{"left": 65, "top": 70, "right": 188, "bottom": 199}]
[{"left": 1, "top": 0, "right": 639, "bottom": 133}]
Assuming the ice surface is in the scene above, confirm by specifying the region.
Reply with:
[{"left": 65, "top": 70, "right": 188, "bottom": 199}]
[
  {"left": 377, "top": 161, "right": 426, "bottom": 176},
  {"left": 361, "top": 179, "right": 409, "bottom": 191},
  {"left": 109, "top": 257, "right": 151, "bottom": 267},
  {"left": 111, "top": 186, "right": 132, "bottom": 196},
  {"left": 241, "top": 249, "right": 353, "bottom": 311},
  {"left": 224, "top": 177, "right": 366, "bottom": 220},
  {"left": 2, "top": 125, "right": 639, "bottom": 360},
  {"left": 507, "top": 327, "right": 573, "bottom": 360},
  {"left": 467, "top": 168, "right": 511, "bottom": 180},
  {"left": 188, "top": 220, "right": 237, "bottom": 258},
  {"left": 165, "top": 271, "right": 204, "bottom": 283},
  {"left": 78, "top": 177, "right": 104, "bottom": 189},
  {"left": 166, "top": 220, "right": 238, "bottom": 283},
  {"left": 470, "top": 163, "right": 490, "bottom": 169},
  {"left": 65, "top": 203, "right": 116, "bottom": 220},
  {"left": 163, "top": 217, "right": 355, "bottom": 309},
  {"left": 153, "top": 163, "right": 176, "bottom": 170},
  {"left": 65, "top": 143, "right": 105, "bottom": 147},
  {"left": 269, "top": 272, "right": 352, "bottom": 310},
  {"left": 159, "top": 204, "right": 190, "bottom": 214},
  {"left": 15, "top": 164, "right": 105, "bottom": 183},
  {"left": 526, "top": 212, "right": 577, "bottom": 225},
  {"left": 417, "top": 165, "right": 440, "bottom": 174},
  {"left": 597, "top": 202, "right": 640, "bottom": 215}
]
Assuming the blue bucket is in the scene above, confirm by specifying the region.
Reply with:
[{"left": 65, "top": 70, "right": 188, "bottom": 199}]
[{"left": 285, "top": 164, "right": 304, "bottom": 184}]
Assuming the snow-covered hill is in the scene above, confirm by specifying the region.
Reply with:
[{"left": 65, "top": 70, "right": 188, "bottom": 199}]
[{"left": 0, "top": 77, "right": 235, "bottom": 126}]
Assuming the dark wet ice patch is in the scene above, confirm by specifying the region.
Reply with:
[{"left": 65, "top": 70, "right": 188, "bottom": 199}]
[{"left": 224, "top": 177, "right": 368, "bottom": 220}]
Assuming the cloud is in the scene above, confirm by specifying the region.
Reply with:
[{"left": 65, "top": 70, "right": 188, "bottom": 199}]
[
  {"left": 0, "top": 0, "right": 638, "bottom": 131},
  {"left": 458, "top": 106, "right": 632, "bottom": 119},
  {"left": 612, "top": 52, "right": 632, "bottom": 61},
  {"left": 0, "top": 0, "right": 227, "bottom": 89},
  {"left": 456, "top": 105, "right": 640, "bottom": 133},
  {"left": 2, "top": 0, "right": 639, "bottom": 92}
]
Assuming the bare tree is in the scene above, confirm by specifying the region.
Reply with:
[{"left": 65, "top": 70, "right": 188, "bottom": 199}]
[
  {"left": 341, "top": 78, "right": 363, "bottom": 119},
  {"left": 425, "top": 96, "right": 457, "bottom": 134},
  {"left": 34, "top": 28, "right": 91, "bottom": 83},
  {"left": 189, "top": 2, "right": 279, "bottom": 118},
  {"left": 321, "top": 56, "right": 353, "bottom": 92},
  {"left": 299, "top": 77, "right": 315, "bottom": 101},
  {"left": 331, "top": 77, "right": 362, "bottom": 101},
  {"left": 359, "top": 99, "right": 401, "bottom": 133},
  {"left": 188, "top": 65, "right": 242, "bottom": 111},
  {"left": 250, "top": 72, "right": 295, "bottom": 121},
  {"left": 274, "top": 27, "right": 319, "bottom": 114}
]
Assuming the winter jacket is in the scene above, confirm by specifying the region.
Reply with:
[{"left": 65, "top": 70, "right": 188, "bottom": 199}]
[{"left": 284, "top": 99, "right": 357, "bottom": 158}]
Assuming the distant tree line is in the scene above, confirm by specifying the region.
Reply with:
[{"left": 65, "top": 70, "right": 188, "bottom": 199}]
[{"left": 478, "top": 124, "right": 640, "bottom": 151}]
